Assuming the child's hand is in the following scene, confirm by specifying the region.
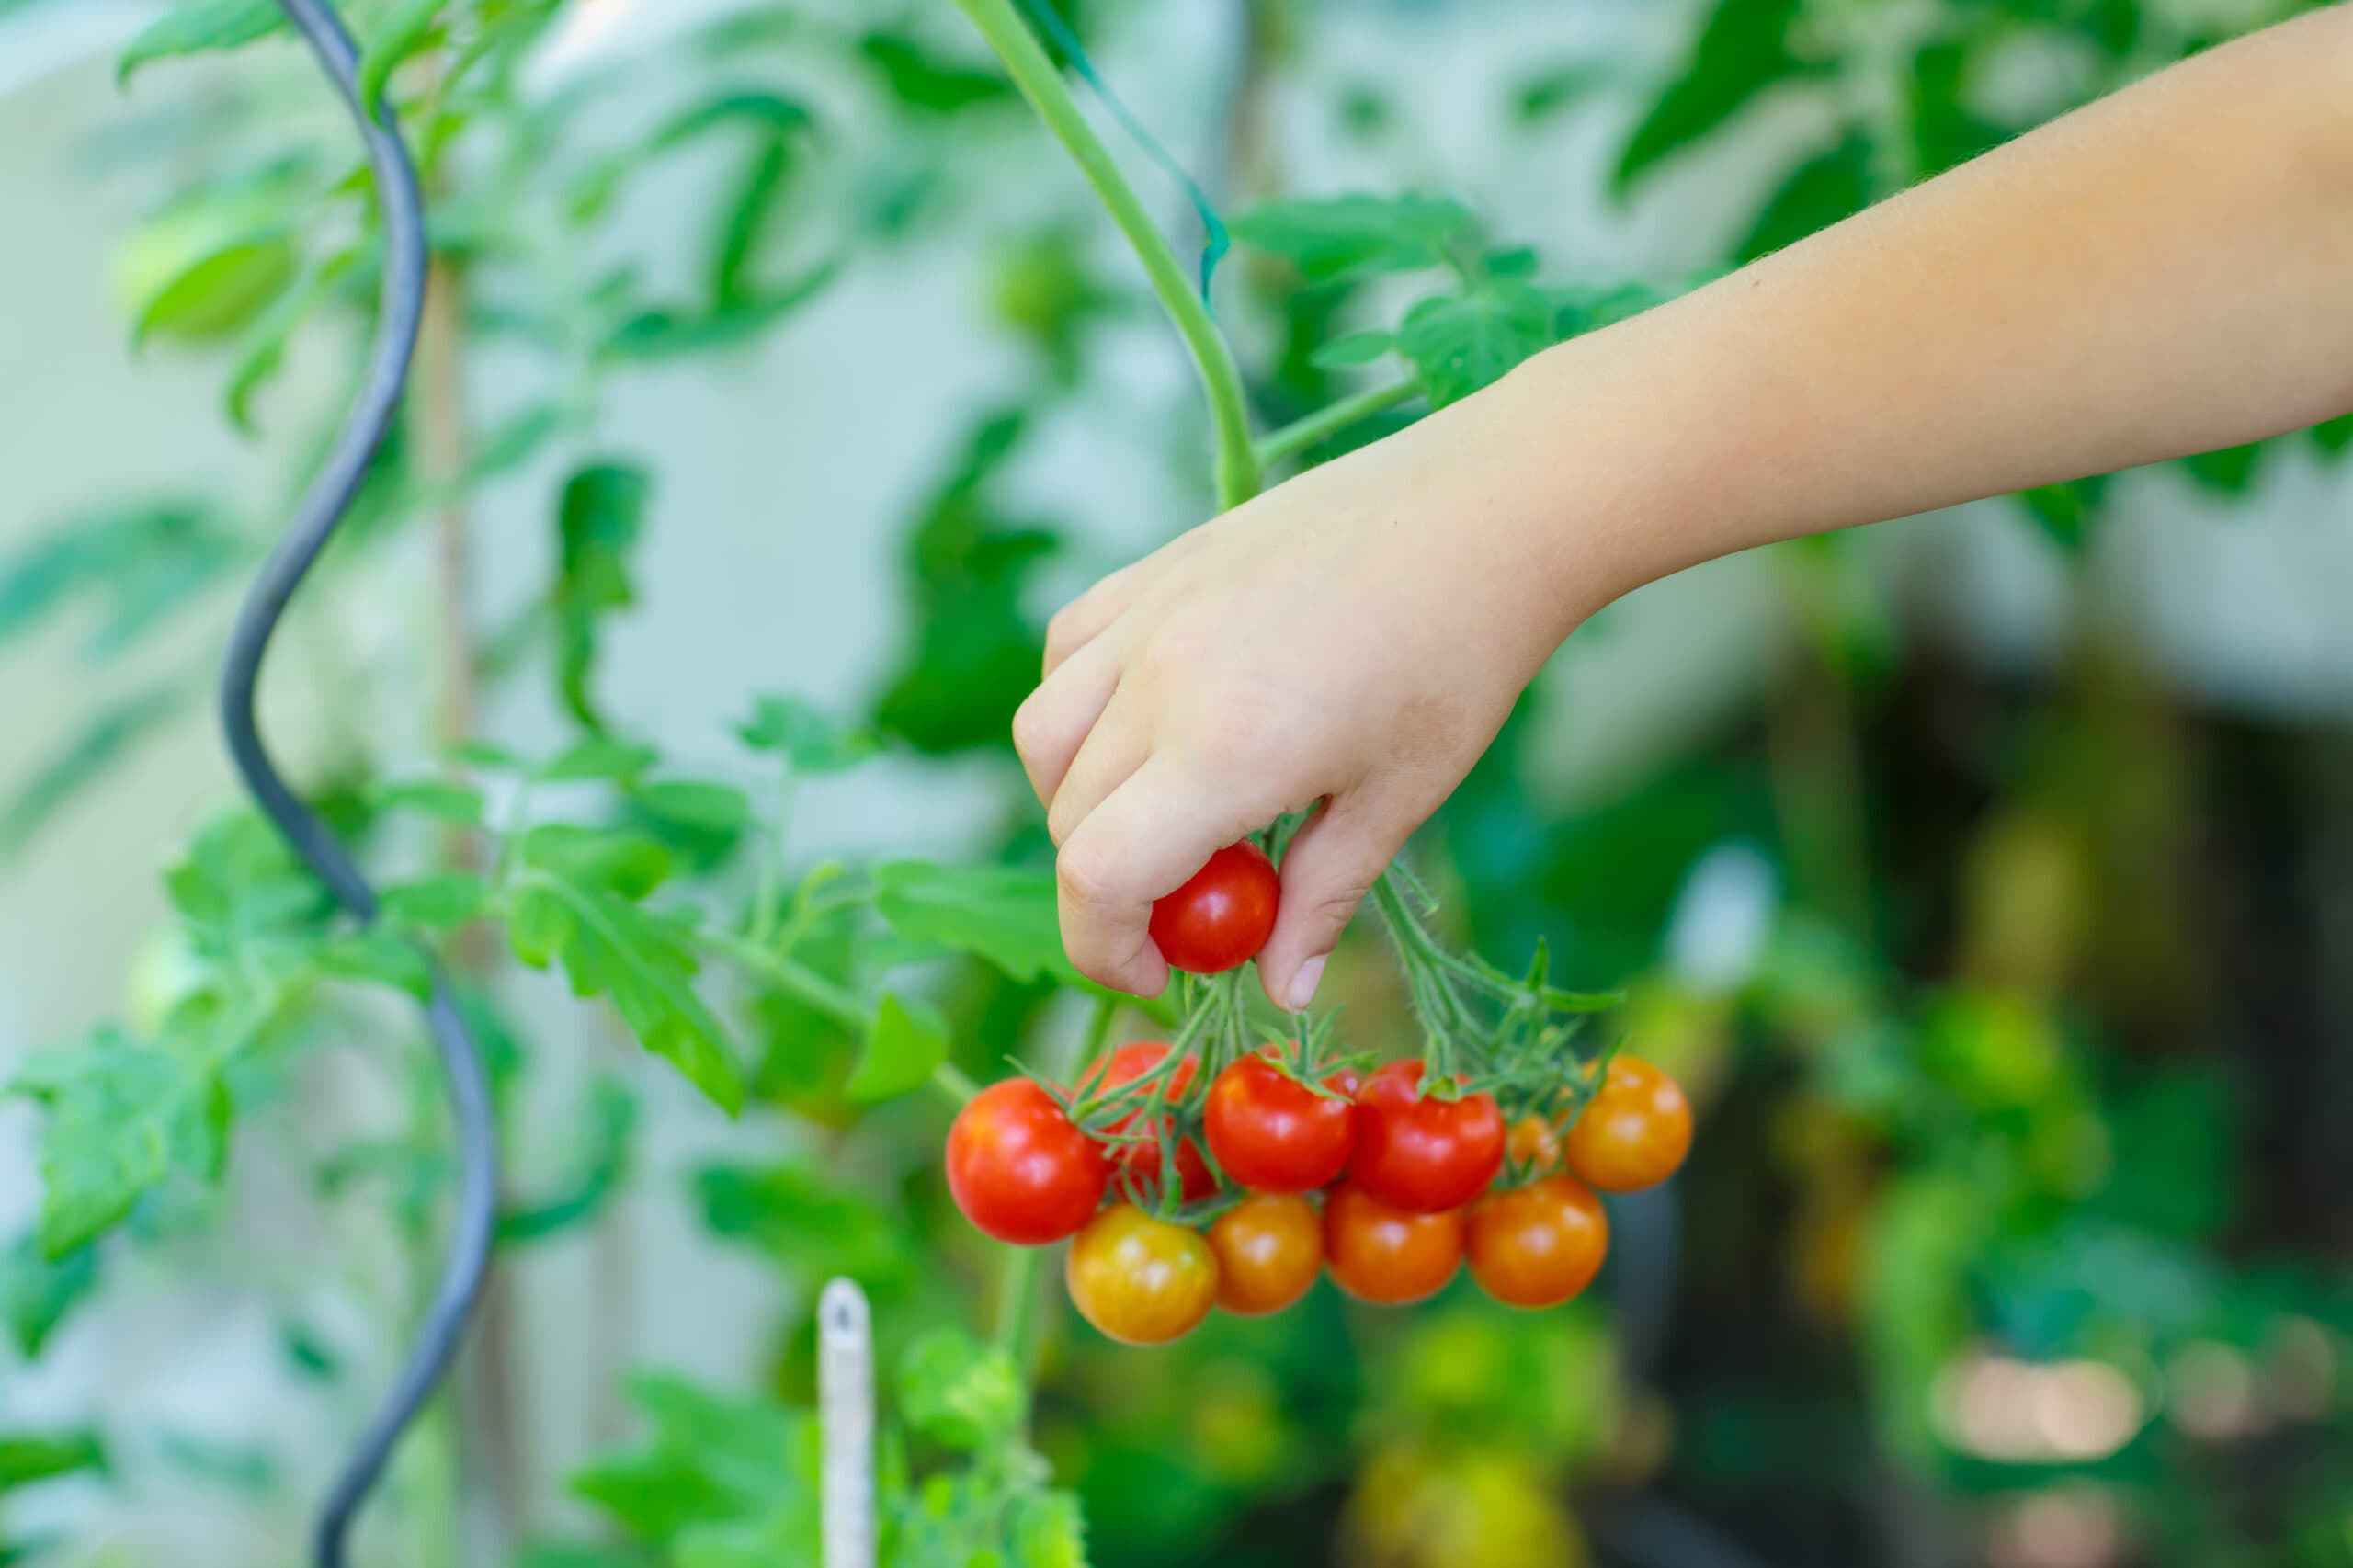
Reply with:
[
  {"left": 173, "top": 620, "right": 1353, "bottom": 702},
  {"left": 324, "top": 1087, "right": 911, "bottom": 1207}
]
[{"left": 1013, "top": 383, "right": 1602, "bottom": 1010}]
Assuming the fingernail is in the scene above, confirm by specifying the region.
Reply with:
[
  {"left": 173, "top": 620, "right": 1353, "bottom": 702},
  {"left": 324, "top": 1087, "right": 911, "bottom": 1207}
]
[{"left": 1286, "top": 954, "right": 1327, "bottom": 1012}]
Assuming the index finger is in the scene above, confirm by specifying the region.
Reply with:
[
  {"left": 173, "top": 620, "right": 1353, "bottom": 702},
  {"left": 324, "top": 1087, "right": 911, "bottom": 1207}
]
[{"left": 1054, "top": 757, "right": 1259, "bottom": 996}]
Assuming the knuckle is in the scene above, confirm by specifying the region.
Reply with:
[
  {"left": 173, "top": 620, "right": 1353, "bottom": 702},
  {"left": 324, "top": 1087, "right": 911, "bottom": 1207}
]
[
  {"left": 1056, "top": 846, "right": 1121, "bottom": 912},
  {"left": 1009, "top": 691, "right": 1056, "bottom": 762}
]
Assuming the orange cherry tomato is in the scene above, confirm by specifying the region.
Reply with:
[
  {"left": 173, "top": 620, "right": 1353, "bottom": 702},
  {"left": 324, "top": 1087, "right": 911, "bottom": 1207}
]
[
  {"left": 1466, "top": 1175, "right": 1609, "bottom": 1309},
  {"left": 1563, "top": 1056, "right": 1693, "bottom": 1193},
  {"left": 1507, "top": 1114, "right": 1562, "bottom": 1172},
  {"left": 1208, "top": 1192, "right": 1324, "bottom": 1316},
  {"left": 1064, "top": 1205, "right": 1220, "bottom": 1346},
  {"left": 1323, "top": 1181, "right": 1461, "bottom": 1305}
]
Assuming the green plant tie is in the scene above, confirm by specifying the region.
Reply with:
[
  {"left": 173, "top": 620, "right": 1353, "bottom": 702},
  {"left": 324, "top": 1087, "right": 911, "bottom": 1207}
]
[{"left": 1010, "top": 0, "right": 1231, "bottom": 305}]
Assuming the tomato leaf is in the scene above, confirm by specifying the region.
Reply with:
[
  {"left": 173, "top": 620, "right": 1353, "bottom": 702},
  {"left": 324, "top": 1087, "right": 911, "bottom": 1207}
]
[
  {"left": 1737, "top": 130, "right": 1873, "bottom": 263},
  {"left": 133, "top": 235, "right": 300, "bottom": 347},
  {"left": 569, "top": 1374, "right": 813, "bottom": 1542},
  {"left": 119, "top": 0, "right": 282, "bottom": 84},
  {"left": 1613, "top": 0, "right": 1817, "bottom": 192},
  {"left": 370, "top": 778, "right": 485, "bottom": 826},
  {"left": 1010, "top": 1492, "right": 1089, "bottom": 1568},
  {"left": 0, "top": 1431, "right": 106, "bottom": 1494},
  {"left": 1230, "top": 193, "right": 1473, "bottom": 282},
  {"left": 0, "top": 502, "right": 242, "bottom": 664},
  {"left": 736, "top": 695, "right": 878, "bottom": 775},
  {"left": 694, "top": 1162, "right": 919, "bottom": 1289},
  {"left": 535, "top": 734, "right": 659, "bottom": 784},
  {"left": 0, "top": 1231, "right": 97, "bottom": 1358},
  {"left": 498, "top": 1079, "right": 638, "bottom": 1244},
  {"left": 378, "top": 873, "right": 490, "bottom": 930},
  {"left": 11, "top": 1028, "right": 233, "bottom": 1256},
  {"left": 844, "top": 991, "right": 949, "bottom": 1104},
  {"left": 510, "top": 836, "right": 741, "bottom": 1113},
  {"left": 552, "top": 463, "right": 650, "bottom": 733},
  {"left": 897, "top": 1330, "right": 1026, "bottom": 1449},
  {"left": 629, "top": 781, "right": 751, "bottom": 837},
  {"left": 1310, "top": 329, "right": 1394, "bottom": 370},
  {"left": 870, "top": 860, "right": 1076, "bottom": 987},
  {"left": 357, "top": 0, "right": 449, "bottom": 111},
  {"left": 1393, "top": 281, "right": 1559, "bottom": 407},
  {"left": 313, "top": 931, "right": 433, "bottom": 998},
  {"left": 0, "top": 684, "right": 189, "bottom": 858}
]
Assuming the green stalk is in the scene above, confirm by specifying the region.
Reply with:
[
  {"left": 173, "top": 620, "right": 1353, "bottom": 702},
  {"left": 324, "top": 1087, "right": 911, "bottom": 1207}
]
[
  {"left": 993, "top": 1242, "right": 1043, "bottom": 1391},
  {"left": 932, "top": 1062, "right": 983, "bottom": 1106},
  {"left": 1254, "top": 378, "right": 1418, "bottom": 470},
  {"left": 949, "top": 0, "right": 1261, "bottom": 508}
]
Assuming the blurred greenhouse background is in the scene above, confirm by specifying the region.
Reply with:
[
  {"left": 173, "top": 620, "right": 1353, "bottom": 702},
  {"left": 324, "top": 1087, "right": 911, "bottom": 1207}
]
[{"left": 2, "top": 0, "right": 2349, "bottom": 1565}]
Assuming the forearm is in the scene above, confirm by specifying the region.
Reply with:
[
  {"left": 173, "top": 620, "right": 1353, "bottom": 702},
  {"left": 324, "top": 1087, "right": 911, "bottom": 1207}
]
[{"left": 1498, "top": 6, "right": 2353, "bottom": 618}]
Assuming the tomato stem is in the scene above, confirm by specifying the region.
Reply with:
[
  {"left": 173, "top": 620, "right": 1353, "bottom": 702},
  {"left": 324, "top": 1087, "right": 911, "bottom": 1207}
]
[
  {"left": 1253, "top": 378, "right": 1420, "bottom": 471},
  {"left": 932, "top": 1062, "right": 983, "bottom": 1106},
  {"left": 993, "top": 1240, "right": 1040, "bottom": 1380},
  {"left": 947, "top": 0, "right": 1261, "bottom": 509}
]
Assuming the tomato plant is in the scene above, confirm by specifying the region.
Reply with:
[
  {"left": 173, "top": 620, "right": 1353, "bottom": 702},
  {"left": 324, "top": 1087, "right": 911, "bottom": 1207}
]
[{"left": 1149, "top": 839, "right": 1280, "bottom": 975}]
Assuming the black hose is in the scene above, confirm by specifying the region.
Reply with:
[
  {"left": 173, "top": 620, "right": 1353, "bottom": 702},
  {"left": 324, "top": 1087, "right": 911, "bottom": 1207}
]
[{"left": 223, "top": 4, "right": 497, "bottom": 1562}]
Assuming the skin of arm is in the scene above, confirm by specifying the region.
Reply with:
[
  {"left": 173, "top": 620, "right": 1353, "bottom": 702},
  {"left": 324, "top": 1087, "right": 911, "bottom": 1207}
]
[{"left": 1013, "top": 6, "right": 2353, "bottom": 1009}]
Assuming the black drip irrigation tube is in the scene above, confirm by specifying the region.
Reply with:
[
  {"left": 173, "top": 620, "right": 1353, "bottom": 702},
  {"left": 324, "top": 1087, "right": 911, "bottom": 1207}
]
[{"left": 224, "top": 3, "right": 496, "bottom": 1562}]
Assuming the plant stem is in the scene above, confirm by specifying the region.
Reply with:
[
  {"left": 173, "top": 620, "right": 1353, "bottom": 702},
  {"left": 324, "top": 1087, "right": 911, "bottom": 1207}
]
[
  {"left": 693, "top": 926, "right": 869, "bottom": 1028},
  {"left": 933, "top": 1062, "right": 983, "bottom": 1105},
  {"left": 949, "top": 0, "right": 1261, "bottom": 508},
  {"left": 993, "top": 1242, "right": 1041, "bottom": 1375},
  {"left": 1253, "top": 379, "right": 1418, "bottom": 470}
]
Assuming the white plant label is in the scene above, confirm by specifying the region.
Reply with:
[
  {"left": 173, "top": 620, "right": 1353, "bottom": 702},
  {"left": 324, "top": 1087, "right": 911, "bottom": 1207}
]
[{"left": 818, "top": 1277, "right": 876, "bottom": 1568}]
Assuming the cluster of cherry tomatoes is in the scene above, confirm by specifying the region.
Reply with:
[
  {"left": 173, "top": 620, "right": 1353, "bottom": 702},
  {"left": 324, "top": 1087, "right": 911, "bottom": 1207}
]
[
  {"left": 944, "top": 839, "right": 1691, "bottom": 1345},
  {"left": 945, "top": 1042, "right": 1693, "bottom": 1346}
]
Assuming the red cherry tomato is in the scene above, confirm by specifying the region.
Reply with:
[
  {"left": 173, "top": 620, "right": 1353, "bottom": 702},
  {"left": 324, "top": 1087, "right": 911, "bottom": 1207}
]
[
  {"left": 1065, "top": 1205, "right": 1220, "bottom": 1345},
  {"left": 1208, "top": 1192, "right": 1323, "bottom": 1316},
  {"left": 1323, "top": 1182, "right": 1462, "bottom": 1304},
  {"left": 1466, "top": 1175, "right": 1609, "bottom": 1309},
  {"left": 1564, "top": 1056, "right": 1693, "bottom": 1193},
  {"left": 1080, "top": 1041, "right": 1215, "bottom": 1204},
  {"left": 1349, "top": 1061, "right": 1506, "bottom": 1213},
  {"left": 946, "top": 1079, "right": 1107, "bottom": 1245},
  {"left": 1149, "top": 842, "right": 1279, "bottom": 975},
  {"left": 1203, "top": 1050, "right": 1358, "bottom": 1195}
]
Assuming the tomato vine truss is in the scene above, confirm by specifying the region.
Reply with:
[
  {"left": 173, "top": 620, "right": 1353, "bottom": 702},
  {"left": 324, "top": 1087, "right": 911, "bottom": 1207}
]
[{"left": 225, "top": 3, "right": 496, "bottom": 1562}]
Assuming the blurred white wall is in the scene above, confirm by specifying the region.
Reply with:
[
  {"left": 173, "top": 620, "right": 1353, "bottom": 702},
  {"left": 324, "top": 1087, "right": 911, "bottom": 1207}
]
[{"left": 2, "top": 0, "right": 2350, "bottom": 1561}]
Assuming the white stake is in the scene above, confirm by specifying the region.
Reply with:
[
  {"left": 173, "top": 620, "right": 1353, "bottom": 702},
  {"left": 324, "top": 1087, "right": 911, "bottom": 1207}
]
[{"left": 818, "top": 1277, "right": 876, "bottom": 1568}]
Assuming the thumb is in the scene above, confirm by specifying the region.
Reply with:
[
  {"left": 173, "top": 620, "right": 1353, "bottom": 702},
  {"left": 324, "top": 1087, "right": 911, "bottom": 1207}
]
[{"left": 1256, "top": 793, "right": 1415, "bottom": 1013}]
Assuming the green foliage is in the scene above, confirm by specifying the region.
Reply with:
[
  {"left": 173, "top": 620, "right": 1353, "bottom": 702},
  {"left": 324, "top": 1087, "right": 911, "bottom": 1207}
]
[
  {"left": 13, "top": 1027, "right": 233, "bottom": 1257},
  {"left": 553, "top": 462, "right": 652, "bottom": 733},
  {"left": 0, "top": 503, "right": 241, "bottom": 662},
  {"left": 552, "top": 1335, "right": 1081, "bottom": 1566},
  {"left": 0, "top": 1431, "right": 105, "bottom": 1494},
  {"left": 871, "top": 413, "right": 1063, "bottom": 755},
  {"left": 118, "top": 0, "right": 282, "bottom": 85},
  {"left": 507, "top": 825, "right": 745, "bottom": 1115},
  {"left": 0, "top": 1233, "right": 97, "bottom": 1358},
  {"left": 1229, "top": 193, "right": 1474, "bottom": 283},
  {"left": 1614, "top": 0, "right": 1819, "bottom": 191}
]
